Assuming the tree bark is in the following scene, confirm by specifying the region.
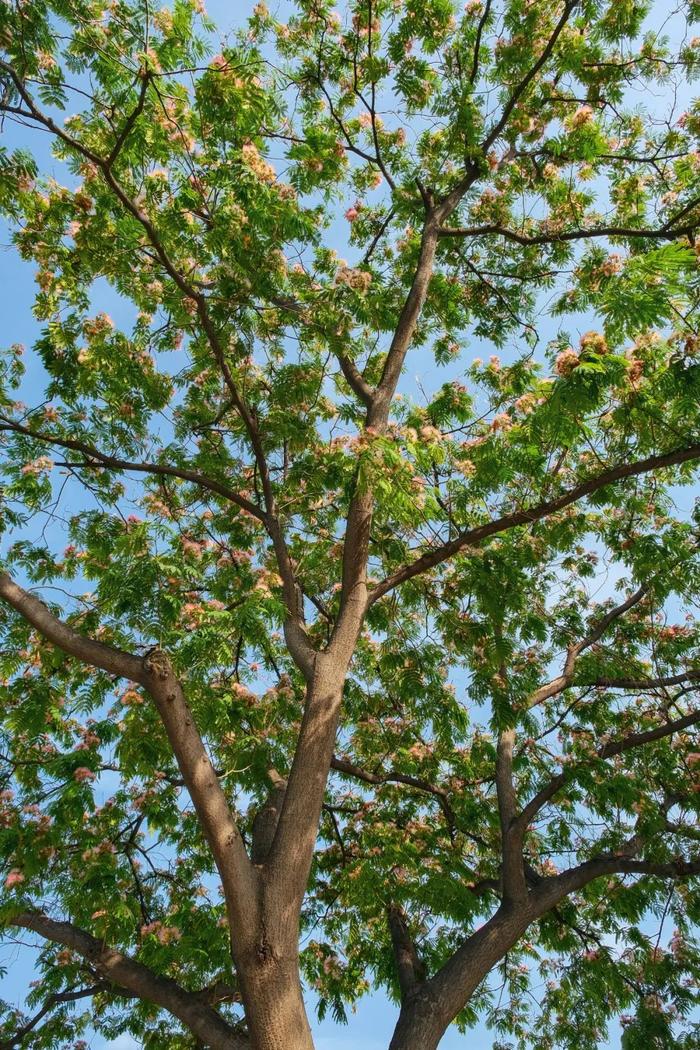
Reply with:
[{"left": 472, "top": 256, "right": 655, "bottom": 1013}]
[
  {"left": 237, "top": 958, "right": 314, "bottom": 1050},
  {"left": 387, "top": 906, "right": 532, "bottom": 1050}
]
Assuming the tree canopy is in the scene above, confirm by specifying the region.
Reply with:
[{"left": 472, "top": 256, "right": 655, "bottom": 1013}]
[{"left": 1, "top": 1, "right": 700, "bottom": 1047}]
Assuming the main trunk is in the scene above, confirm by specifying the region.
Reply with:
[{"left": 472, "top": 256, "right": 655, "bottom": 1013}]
[
  {"left": 387, "top": 989, "right": 451, "bottom": 1050},
  {"left": 238, "top": 956, "right": 314, "bottom": 1050},
  {"left": 229, "top": 659, "right": 351, "bottom": 1050}
]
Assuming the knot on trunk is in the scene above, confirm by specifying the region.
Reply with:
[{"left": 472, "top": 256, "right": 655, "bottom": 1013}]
[{"left": 143, "top": 647, "right": 172, "bottom": 681}]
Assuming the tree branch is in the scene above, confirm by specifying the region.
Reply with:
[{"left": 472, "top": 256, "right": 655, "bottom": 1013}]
[
  {"left": 516, "top": 706, "right": 700, "bottom": 831},
  {"left": 330, "top": 755, "right": 459, "bottom": 833},
  {"left": 0, "top": 572, "right": 144, "bottom": 680},
  {"left": 387, "top": 904, "right": 425, "bottom": 1000},
  {"left": 0, "top": 416, "right": 266, "bottom": 522},
  {"left": 9, "top": 913, "right": 246, "bottom": 1050},
  {"left": 437, "top": 218, "right": 700, "bottom": 244},
  {"left": 591, "top": 670, "right": 700, "bottom": 690},
  {"left": 495, "top": 728, "right": 526, "bottom": 902},
  {"left": 526, "top": 585, "right": 649, "bottom": 708},
  {"left": 105, "top": 71, "right": 150, "bottom": 168},
  {"left": 370, "top": 442, "right": 700, "bottom": 603},
  {"left": 0, "top": 575, "right": 258, "bottom": 945},
  {"left": 481, "top": 0, "right": 579, "bottom": 154},
  {"left": 0, "top": 983, "right": 106, "bottom": 1050},
  {"left": 0, "top": 61, "right": 312, "bottom": 673}
]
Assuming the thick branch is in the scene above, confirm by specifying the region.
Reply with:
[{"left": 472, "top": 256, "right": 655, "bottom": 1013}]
[
  {"left": 387, "top": 905, "right": 425, "bottom": 1000},
  {"left": 591, "top": 670, "right": 700, "bottom": 690},
  {"left": 10, "top": 913, "right": 246, "bottom": 1050},
  {"left": 389, "top": 831, "right": 700, "bottom": 1050},
  {"left": 495, "top": 728, "right": 526, "bottom": 902},
  {"left": 540, "top": 853, "right": 700, "bottom": 908},
  {"left": 0, "top": 572, "right": 143, "bottom": 680},
  {"left": 0, "top": 575, "right": 257, "bottom": 944}
]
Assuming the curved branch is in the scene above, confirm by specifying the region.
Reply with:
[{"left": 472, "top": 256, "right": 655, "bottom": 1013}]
[
  {"left": 0, "top": 417, "right": 265, "bottom": 522},
  {"left": 481, "top": 0, "right": 579, "bottom": 154},
  {"left": 0, "top": 574, "right": 258, "bottom": 944},
  {"left": 0, "top": 61, "right": 312, "bottom": 671},
  {"left": 0, "top": 572, "right": 144, "bottom": 681},
  {"left": 370, "top": 441, "right": 700, "bottom": 603},
  {"left": 10, "top": 913, "right": 246, "bottom": 1050},
  {"left": 0, "top": 983, "right": 106, "bottom": 1050},
  {"left": 437, "top": 217, "right": 700, "bottom": 245},
  {"left": 591, "top": 670, "right": 700, "bottom": 690},
  {"left": 526, "top": 585, "right": 649, "bottom": 708},
  {"left": 330, "top": 755, "right": 458, "bottom": 829},
  {"left": 517, "top": 706, "right": 700, "bottom": 830}
]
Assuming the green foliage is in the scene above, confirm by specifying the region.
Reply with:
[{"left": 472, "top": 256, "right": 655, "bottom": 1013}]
[{"left": 0, "top": 0, "right": 699, "bottom": 1046}]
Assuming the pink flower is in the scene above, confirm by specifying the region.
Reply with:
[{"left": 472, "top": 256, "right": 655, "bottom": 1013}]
[
  {"left": 555, "top": 348, "right": 580, "bottom": 377},
  {"left": 141, "top": 920, "right": 181, "bottom": 944},
  {"left": 73, "top": 767, "right": 96, "bottom": 783},
  {"left": 344, "top": 206, "right": 359, "bottom": 221},
  {"left": 21, "top": 456, "right": 53, "bottom": 476},
  {"left": 5, "top": 869, "right": 25, "bottom": 889},
  {"left": 570, "top": 105, "right": 593, "bottom": 128}
]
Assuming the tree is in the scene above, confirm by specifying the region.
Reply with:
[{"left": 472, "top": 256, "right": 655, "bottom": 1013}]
[{"left": 1, "top": 0, "right": 700, "bottom": 1046}]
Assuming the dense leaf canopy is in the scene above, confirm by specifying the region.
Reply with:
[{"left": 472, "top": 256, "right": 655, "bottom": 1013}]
[{"left": 1, "top": 1, "right": 700, "bottom": 1048}]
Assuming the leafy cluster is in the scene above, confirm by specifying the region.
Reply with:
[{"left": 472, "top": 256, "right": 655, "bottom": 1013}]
[{"left": 0, "top": 0, "right": 700, "bottom": 1047}]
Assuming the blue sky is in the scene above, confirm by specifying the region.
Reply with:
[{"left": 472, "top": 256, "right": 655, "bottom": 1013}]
[{"left": 0, "top": 1, "right": 695, "bottom": 1047}]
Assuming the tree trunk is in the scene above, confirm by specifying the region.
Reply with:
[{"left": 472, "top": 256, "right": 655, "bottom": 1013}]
[
  {"left": 387, "top": 991, "right": 450, "bottom": 1050},
  {"left": 387, "top": 905, "right": 535, "bottom": 1050},
  {"left": 238, "top": 957, "right": 314, "bottom": 1050}
]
